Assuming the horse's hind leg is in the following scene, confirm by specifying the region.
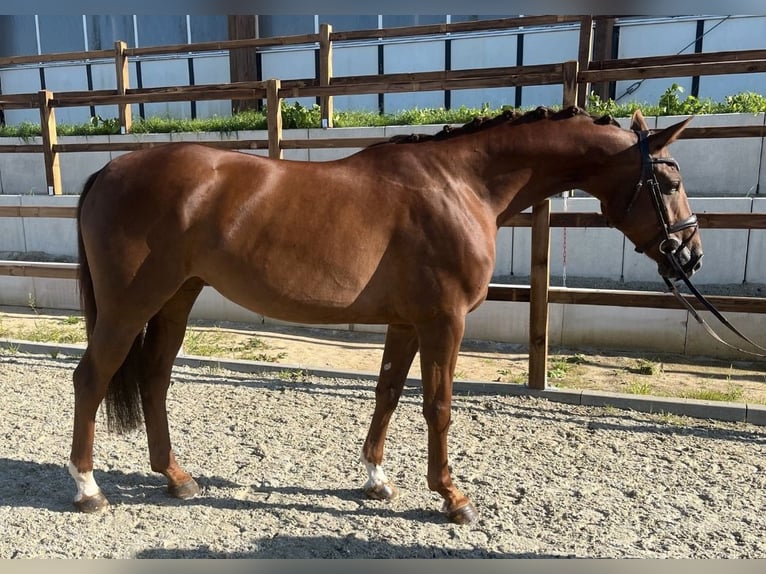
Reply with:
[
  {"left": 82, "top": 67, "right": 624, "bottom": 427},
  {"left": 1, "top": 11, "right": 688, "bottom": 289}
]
[
  {"left": 139, "top": 278, "right": 204, "bottom": 499},
  {"left": 361, "top": 323, "right": 418, "bottom": 500},
  {"left": 69, "top": 315, "right": 153, "bottom": 512}
]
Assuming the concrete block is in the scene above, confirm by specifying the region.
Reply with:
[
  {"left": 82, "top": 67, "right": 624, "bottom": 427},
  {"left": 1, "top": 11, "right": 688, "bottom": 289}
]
[
  {"left": 169, "top": 132, "right": 227, "bottom": 143},
  {"left": 465, "top": 299, "right": 530, "bottom": 344},
  {"left": 0, "top": 276, "right": 35, "bottom": 308},
  {"left": 493, "top": 227, "right": 513, "bottom": 278},
  {"left": 107, "top": 133, "right": 172, "bottom": 161},
  {"left": 0, "top": 138, "right": 47, "bottom": 195},
  {"left": 191, "top": 286, "right": 264, "bottom": 324},
  {"left": 308, "top": 127, "right": 384, "bottom": 162},
  {"left": 0, "top": 195, "right": 24, "bottom": 252},
  {"left": 235, "top": 130, "right": 268, "bottom": 158},
  {"left": 237, "top": 129, "right": 308, "bottom": 161},
  {"left": 621, "top": 197, "right": 751, "bottom": 285},
  {"left": 688, "top": 197, "right": 751, "bottom": 285},
  {"left": 58, "top": 135, "right": 112, "bottom": 195},
  {"left": 20, "top": 195, "right": 78, "bottom": 258},
  {"left": 580, "top": 389, "right": 747, "bottom": 422},
  {"left": 746, "top": 403, "right": 766, "bottom": 426},
  {"left": 31, "top": 277, "right": 79, "bottom": 310},
  {"left": 383, "top": 124, "right": 446, "bottom": 139},
  {"left": 658, "top": 113, "right": 764, "bottom": 197},
  {"left": 560, "top": 304, "right": 688, "bottom": 354},
  {"left": 684, "top": 309, "right": 766, "bottom": 360},
  {"left": 550, "top": 197, "right": 625, "bottom": 281}
]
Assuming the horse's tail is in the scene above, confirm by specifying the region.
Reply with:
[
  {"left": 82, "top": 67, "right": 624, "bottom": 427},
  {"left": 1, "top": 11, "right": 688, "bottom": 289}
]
[{"left": 78, "top": 169, "right": 145, "bottom": 434}]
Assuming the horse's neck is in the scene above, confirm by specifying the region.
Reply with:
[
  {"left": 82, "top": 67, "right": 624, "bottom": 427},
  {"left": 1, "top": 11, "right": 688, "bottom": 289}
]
[{"left": 483, "top": 120, "right": 631, "bottom": 225}]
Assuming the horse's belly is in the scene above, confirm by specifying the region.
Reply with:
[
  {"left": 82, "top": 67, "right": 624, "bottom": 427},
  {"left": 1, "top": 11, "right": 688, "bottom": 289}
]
[{"left": 200, "top": 263, "right": 393, "bottom": 325}]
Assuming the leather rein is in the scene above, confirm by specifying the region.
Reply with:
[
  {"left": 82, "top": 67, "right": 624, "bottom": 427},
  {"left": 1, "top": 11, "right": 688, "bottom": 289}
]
[{"left": 632, "top": 129, "right": 766, "bottom": 357}]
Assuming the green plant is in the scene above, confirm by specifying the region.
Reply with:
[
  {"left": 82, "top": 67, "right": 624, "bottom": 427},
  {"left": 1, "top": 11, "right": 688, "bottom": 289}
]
[
  {"left": 547, "top": 357, "right": 572, "bottom": 380},
  {"left": 684, "top": 385, "right": 745, "bottom": 403},
  {"left": 724, "top": 91, "right": 766, "bottom": 114},
  {"left": 658, "top": 83, "right": 685, "bottom": 115},
  {"left": 627, "top": 380, "right": 654, "bottom": 395},
  {"left": 629, "top": 358, "right": 661, "bottom": 376},
  {"left": 280, "top": 101, "right": 322, "bottom": 129}
]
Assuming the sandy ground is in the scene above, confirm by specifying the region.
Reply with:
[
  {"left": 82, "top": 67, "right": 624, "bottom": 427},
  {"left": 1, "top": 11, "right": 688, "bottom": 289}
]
[{"left": 1, "top": 352, "right": 765, "bottom": 558}]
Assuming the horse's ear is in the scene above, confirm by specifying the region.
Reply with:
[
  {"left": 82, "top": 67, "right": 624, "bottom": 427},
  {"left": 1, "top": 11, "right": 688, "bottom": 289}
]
[
  {"left": 647, "top": 116, "right": 693, "bottom": 153},
  {"left": 630, "top": 109, "right": 649, "bottom": 132}
]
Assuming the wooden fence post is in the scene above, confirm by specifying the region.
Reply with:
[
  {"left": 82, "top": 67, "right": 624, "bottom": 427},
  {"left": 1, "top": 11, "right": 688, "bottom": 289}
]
[
  {"left": 38, "top": 90, "right": 62, "bottom": 196},
  {"left": 267, "top": 78, "right": 283, "bottom": 159},
  {"left": 115, "top": 41, "right": 132, "bottom": 134},
  {"left": 527, "top": 61, "right": 579, "bottom": 391},
  {"left": 319, "top": 23, "right": 334, "bottom": 128},
  {"left": 576, "top": 16, "right": 593, "bottom": 108},
  {"left": 528, "top": 199, "right": 551, "bottom": 390}
]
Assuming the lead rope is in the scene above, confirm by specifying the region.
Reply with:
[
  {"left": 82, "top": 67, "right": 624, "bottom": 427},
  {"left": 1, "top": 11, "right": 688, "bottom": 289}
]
[{"left": 664, "top": 258, "right": 766, "bottom": 357}]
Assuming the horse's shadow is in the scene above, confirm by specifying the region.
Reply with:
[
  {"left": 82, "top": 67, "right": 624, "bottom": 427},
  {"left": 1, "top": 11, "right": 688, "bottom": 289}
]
[
  {"left": 0, "top": 457, "right": 434, "bottom": 523},
  {"left": 135, "top": 536, "right": 574, "bottom": 558}
]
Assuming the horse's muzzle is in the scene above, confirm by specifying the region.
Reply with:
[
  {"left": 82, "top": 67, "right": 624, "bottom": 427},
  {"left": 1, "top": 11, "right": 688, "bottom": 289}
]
[{"left": 661, "top": 245, "right": 703, "bottom": 280}]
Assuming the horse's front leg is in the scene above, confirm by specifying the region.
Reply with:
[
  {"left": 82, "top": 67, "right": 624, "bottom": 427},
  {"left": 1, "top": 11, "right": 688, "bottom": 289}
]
[
  {"left": 417, "top": 315, "right": 478, "bottom": 525},
  {"left": 361, "top": 323, "right": 419, "bottom": 500}
]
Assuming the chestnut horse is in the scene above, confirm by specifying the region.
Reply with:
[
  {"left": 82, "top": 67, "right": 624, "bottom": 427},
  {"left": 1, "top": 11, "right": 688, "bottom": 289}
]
[{"left": 68, "top": 106, "right": 702, "bottom": 524}]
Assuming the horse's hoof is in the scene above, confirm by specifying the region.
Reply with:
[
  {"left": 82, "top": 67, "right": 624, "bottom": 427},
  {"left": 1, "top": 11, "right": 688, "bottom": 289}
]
[
  {"left": 364, "top": 482, "right": 399, "bottom": 501},
  {"left": 446, "top": 502, "right": 479, "bottom": 525},
  {"left": 74, "top": 490, "right": 109, "bottom": 513},
  {"left": 169, "top": 478, "right": 200, "bottom": 500}
]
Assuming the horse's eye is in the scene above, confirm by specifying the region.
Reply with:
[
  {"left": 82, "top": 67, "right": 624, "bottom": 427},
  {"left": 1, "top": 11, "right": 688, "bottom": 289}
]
[{"left": 668, "top": 181, "right": 680, "bottom": 194}]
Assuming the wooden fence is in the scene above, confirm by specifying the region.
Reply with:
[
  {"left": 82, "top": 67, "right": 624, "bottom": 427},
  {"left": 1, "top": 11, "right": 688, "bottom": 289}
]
[{"left": 1, "top": 15, "right": 766, "bottom": 388}]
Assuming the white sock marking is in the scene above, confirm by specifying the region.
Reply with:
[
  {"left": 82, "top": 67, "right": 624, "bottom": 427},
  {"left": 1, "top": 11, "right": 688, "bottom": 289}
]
[
  {"left": 68, "top": 461, "right": 101, "bottom": 501},
  {"left": 361, "top": 451, "right": 389, "bottom": 489}
]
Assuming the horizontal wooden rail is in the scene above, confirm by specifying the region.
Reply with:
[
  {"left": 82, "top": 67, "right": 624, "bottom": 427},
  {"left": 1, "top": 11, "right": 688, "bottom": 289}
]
[
  {"left": 330, "top": 16, "right": 584, "bottom": 42},
  {"left": 1, "top": 259, "right": 764, "bottom": 315},
  {"left": 486, "top": 284, "right": 766, "bottom": 314},
  {"left": 127, "top": 33, "right": 321, "bottom": 58},
  {"left": 588, "top": 48, "right": 766, "bottom": 71},
  {"left": 0, "top": 92, "right": 39, "bottom": 110},
  {"left": 0, "top": 261, "right": 78, "bottom": 280},
  {"left": 580, "top": 60, "right": 766, "bottom": 84},
  {"left": 0, "top": 48, "right": 114, "bottom": 67}
]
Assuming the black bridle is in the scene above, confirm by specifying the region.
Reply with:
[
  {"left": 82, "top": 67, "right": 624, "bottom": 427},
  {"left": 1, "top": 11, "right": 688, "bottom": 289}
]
[
  {"left": 630, "top": 129, "right": 766, "bottom": 357},
  {"left": 632, "top": 130, "right": 699, "bottom": 258}
]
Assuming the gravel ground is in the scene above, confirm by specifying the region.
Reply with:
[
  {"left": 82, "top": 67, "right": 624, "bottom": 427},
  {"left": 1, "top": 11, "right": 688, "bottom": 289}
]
[{"left": 1, "top": 351, "right": 766, "bottom": 559}]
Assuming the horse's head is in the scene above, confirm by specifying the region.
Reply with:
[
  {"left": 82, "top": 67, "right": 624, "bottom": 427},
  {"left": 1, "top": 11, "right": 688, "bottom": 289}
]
[{"left": 597, "top": 109, "right": 703, "bottom": 281}]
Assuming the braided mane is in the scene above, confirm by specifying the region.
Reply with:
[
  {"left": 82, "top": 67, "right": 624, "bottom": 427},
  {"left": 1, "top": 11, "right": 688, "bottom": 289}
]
[{"left": 383, "top": 106, "right": 620, "bottom": 145}]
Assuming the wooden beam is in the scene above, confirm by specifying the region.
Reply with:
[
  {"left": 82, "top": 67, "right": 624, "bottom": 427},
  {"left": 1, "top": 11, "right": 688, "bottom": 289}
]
[
  {"left": 38, "top": 90, "right": 61, "bottom": 195},
  {"left": 319, "top": 23, "right": 333, "bottom": 128},
  {"left": 228, "top": 15, "right": 261, "bottom": 114},
  {"left": 528, "top": 199, "right": 551, "bottom": 390},
  {"left": 266, "top": 78, "right": 282, "bottom": 160},
  {"left": 114, "top": 41, "right": 132, "bottom": 134},
  {"left": 576, "top": 16, "right": 594, "bottom": 108}
]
